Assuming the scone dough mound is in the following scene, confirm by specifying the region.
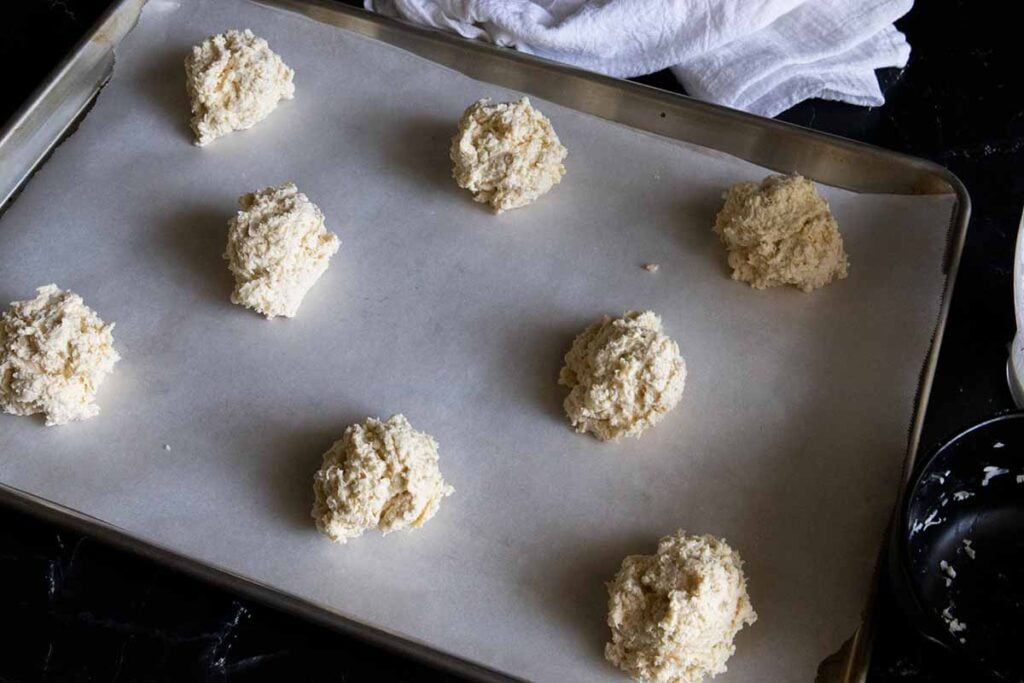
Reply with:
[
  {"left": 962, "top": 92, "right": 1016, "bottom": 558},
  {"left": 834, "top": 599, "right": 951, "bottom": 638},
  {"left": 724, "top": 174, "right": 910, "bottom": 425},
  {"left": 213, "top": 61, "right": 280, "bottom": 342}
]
[
  {"left": 450, "top": 97, "right": 567, "bottom": 213},
  {"left": 0, "top": 285, "right": 120, "bottom": 426},
  {"left": 312, "top": 415, "right": 455, "bottom": 544},
  {"left": 713, "top": 174, "right": 849, "bottom": 292},
  {"left": 606, "top": 531, "right": 757, "bottom": 683},
  {"left": 185, "top": 29, "right": 295, "bottom": 146},
  {"left": 559, "top": 311, "right": 685, "bottom": 442},
  {"left": 224, "top": 182, "right": 340, "bottom": 319}
]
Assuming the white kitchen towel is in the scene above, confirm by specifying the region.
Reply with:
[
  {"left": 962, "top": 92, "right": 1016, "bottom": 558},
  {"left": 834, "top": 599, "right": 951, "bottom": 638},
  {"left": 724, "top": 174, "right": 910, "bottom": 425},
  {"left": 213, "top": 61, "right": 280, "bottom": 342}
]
[{"left": 365, "top": 0, "right": 913, "bottom": 118}]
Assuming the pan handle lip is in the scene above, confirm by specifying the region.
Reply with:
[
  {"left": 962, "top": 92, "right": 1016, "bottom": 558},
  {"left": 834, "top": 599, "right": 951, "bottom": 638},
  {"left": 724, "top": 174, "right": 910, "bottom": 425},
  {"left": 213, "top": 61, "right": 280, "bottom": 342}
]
[{"left": 889, "top": 410, "right": 1024, "bottom": 662}]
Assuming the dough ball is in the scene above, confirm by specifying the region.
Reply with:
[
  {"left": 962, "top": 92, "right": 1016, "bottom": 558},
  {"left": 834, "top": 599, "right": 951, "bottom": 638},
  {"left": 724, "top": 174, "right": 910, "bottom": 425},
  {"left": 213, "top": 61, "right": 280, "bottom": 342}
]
[
  {"left": 559, "top": 311, "right": 685, "bottom": 441},
  {"left": 184, "top": 29, "right": 295, "bottom": 146},
  {"left": 450, "top": 97, "right": 567, "bottom": 213},
  {"left": 606, "top": 531, "right": 757, "bottom": 683},
  {"left": 713, "top": 174, "right": 849, "bottom": 292},
  {"left": 0, "top": 285, "right": 120, "bottom": 426},
  {"left": 311, "top": 415, "right": 455, "bottom": 544},
  {"left": 224, "top": 182, "right": 340, "bottom": 319}
]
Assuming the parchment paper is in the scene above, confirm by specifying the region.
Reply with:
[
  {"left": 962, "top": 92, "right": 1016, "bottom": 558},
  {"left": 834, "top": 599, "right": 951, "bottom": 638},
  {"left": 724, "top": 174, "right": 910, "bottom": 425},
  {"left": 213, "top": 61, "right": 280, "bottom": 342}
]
[{"left": 0, "top": 0, "right": 956, "bottom": 680}]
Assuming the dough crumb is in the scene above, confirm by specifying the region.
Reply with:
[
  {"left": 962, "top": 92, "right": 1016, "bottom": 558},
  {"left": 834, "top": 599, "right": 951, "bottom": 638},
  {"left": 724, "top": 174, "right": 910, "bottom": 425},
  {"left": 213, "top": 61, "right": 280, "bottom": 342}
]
[
  {"left": 0, "top": 285, "right": 120, "bottom": 426},
  {"left": 606, "top": 531, "right": 756, "bottom": 683},
  {"left": 163, "top": 444, "right": 172, "bottom": 452},
  {"left": 559, "top": 311, "right": 685, "bottom": 441},
  {"left": 451, "top": 97, "right": 567, "bottom": 213},
  {"left": 643, "top": 263, "right": 660, "bottom": 273},
  {"left": 312, "top": 415, "right": 454, "bottom": 544},
  {"left": 185, "top": 29, "right": 294, "bottom": 146},
  {"left": 941, "top": 605, "right": 967, "bottom": 638},
  {"left": 224, "top": 182, "right": 340, "bottom": 319},
  {"left": 713, "top": 174, "right": 849, "bottom": 292}
]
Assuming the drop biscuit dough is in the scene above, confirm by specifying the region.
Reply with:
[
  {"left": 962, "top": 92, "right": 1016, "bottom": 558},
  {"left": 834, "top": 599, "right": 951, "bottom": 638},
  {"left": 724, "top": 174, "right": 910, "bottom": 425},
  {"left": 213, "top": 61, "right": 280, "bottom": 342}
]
[
  {"left": 606, "top": 531, "right": 757, "bottom": 683},
  {"left": 713, "top": 174, "right": 849, "bottom": 292},
  {"left": 185, "top": 29, "right": 294, "bottom": 146},
  {"left": 450, "top": 97, "right": 567, "bottom": 213},
  {"left": 0, "top": 285, "right": 120, "bottom": 426},
  {"left": 559, "top": 311, "right": 686, "bottom": 442},
  {"left": 224, "top": 182, "right": 340, "bottom": 319},
  {"left": 312, "top": 415, "right": 454, "bottom": 544}
]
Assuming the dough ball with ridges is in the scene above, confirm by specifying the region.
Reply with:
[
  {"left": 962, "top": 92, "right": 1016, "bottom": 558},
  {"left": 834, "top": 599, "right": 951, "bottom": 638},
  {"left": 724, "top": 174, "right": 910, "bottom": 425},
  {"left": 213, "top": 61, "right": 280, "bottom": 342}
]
[
  {"left": 606, "top": 531, "right": 757, "bottom": 683},
  {"left": 224, "top": 182, "right": 340, "bottom": 319},
  {"left": 312, "top": 415, "right": 454, "bottom": 544},
  {"left": 559, "top": 311, "right": 686, "bottom": 442},
  {"left": 185, "top": 29, "right": 294, "bottom": 146},
  {"left": 0, "top": 285, "right": 119, "bottom": 426},
  {"left": 450, "top": 97, "right": 567, "bottom": 213},
  {"left": 713, "top": 174, "right": 849, "bottom": 292}
]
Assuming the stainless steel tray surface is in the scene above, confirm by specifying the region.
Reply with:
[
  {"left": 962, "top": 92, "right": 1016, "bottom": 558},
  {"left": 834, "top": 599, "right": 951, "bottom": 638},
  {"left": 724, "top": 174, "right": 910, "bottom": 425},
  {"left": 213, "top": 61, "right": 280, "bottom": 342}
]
[{"left": 0, "top": 1, "right": 969, "bottom": 681}]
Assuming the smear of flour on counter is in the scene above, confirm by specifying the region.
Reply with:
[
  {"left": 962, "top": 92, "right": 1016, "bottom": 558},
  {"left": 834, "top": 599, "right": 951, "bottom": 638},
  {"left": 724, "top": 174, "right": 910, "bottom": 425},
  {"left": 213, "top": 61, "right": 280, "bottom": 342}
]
[
  {"left": 962, "top": 539, "right": 975, "bottom": 560},
  {"left": 994, "top": 441, "right": 1005, "bottom": 448},
  {"left": 953, "top": 491, "right": 973, "bottom": 501},
  {"left": 982, "top": 466, "right": 1009, "bottom": 486},
  {"left": 1017, "top": 474, "right": 1024, "bottom": 484}
]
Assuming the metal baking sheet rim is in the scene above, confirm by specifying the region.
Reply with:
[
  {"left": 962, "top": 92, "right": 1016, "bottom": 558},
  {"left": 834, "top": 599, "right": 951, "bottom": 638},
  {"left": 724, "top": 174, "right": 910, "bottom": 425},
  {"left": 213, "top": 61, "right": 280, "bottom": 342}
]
[{"left": 0, "top": 1, "right": 971, "bottom": 681}]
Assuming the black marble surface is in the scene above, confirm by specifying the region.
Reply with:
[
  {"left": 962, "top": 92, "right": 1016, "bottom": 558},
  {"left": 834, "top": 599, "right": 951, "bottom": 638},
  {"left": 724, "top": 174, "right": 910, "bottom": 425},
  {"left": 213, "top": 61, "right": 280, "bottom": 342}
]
[{"left": 1, "top": 0, "right": 1022, "bottom": 681}]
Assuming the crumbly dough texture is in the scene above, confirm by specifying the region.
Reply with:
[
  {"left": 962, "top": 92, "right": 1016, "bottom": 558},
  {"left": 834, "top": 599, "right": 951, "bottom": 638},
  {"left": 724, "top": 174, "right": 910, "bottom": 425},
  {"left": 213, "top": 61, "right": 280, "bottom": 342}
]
[
  {"left": 312, "top": 415, "right": 455, "bottom": 544},
  {"left": 713, "top": 174, "right": 849, "bottom": 292},
  {"left": 606, "top": 531, "right": 757, "bottom": 683},
  {"left": 450, "top": 97, "right": 567, "bottom": 213},
  {"left": 184, "top": 29, "right": 295, "bottom": 146},
  {"left": 224, "top": 182, "right": 340, "bottom": 319},
  {"left": 559, "top": 311, "right": 686, "bottom": 441},
  {"left": 0, "top": 285, "right": 120, "bottom": 426}
]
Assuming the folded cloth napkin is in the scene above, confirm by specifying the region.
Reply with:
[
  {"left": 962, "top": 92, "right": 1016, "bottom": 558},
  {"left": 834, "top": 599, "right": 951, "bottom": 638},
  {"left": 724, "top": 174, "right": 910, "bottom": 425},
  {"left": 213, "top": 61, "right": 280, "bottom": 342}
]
[{"left": 365, "top": 0, "right": 912, "bottom": 118}]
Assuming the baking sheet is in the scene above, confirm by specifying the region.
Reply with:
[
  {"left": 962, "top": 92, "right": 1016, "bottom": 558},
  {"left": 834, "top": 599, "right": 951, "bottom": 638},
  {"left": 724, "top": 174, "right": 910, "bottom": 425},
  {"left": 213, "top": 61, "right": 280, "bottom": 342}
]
[{"left": 0, "top": 0, "right": 957, "bottom": 680}]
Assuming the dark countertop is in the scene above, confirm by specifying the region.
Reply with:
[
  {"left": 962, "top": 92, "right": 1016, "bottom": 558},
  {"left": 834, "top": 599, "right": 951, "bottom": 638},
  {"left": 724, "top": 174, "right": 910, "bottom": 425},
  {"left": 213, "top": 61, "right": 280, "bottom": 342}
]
[{"left": 1, "top": 1, "right": 1021, "bottom": 681}]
